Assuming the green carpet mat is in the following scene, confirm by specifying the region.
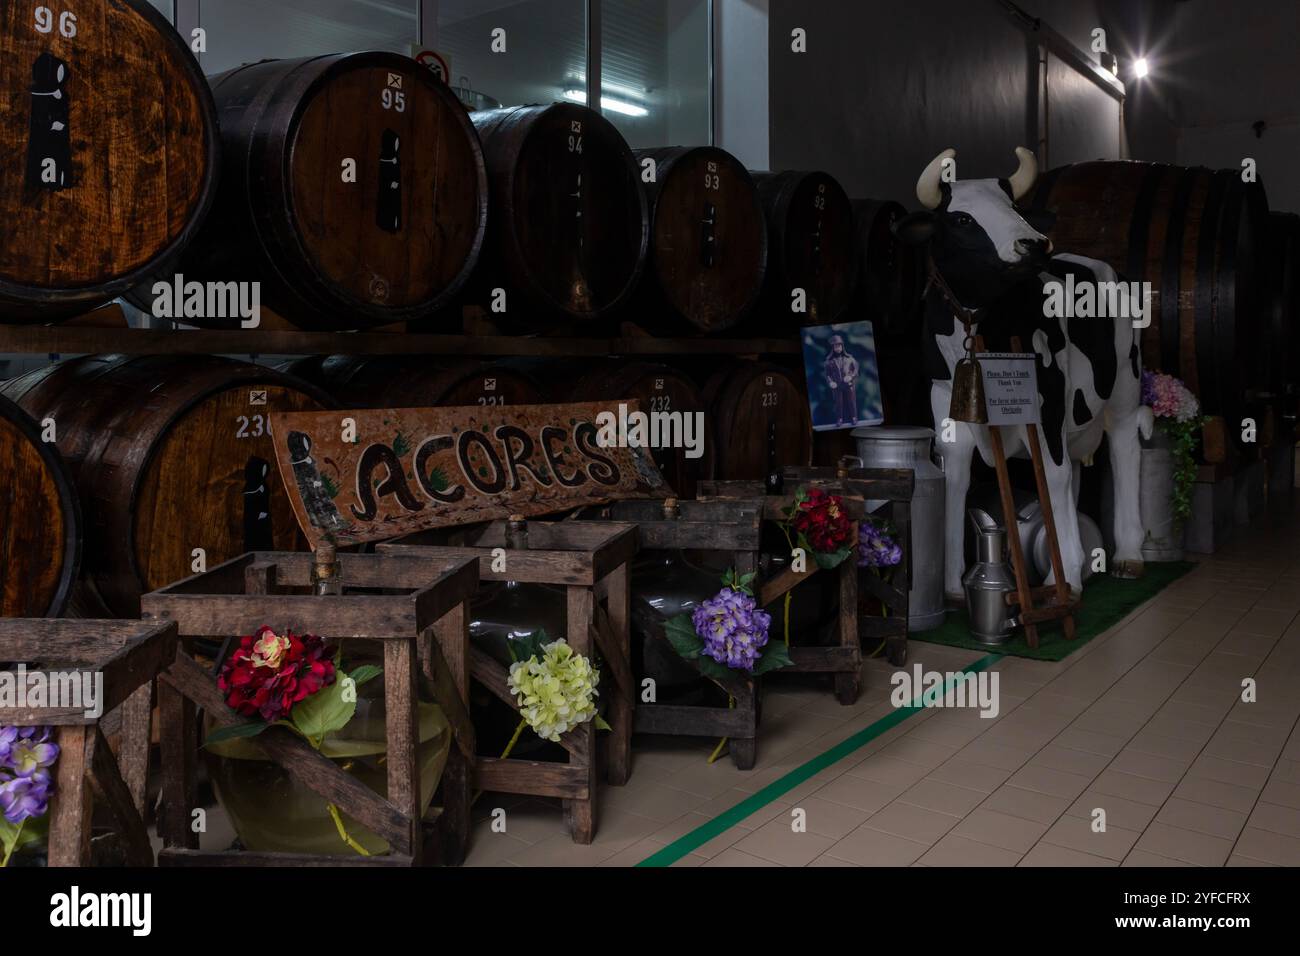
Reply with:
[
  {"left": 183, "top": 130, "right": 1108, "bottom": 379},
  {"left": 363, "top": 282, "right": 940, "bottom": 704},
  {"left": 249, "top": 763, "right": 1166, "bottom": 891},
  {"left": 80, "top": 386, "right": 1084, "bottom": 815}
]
[{"left": 907, "top": 561, "right": 1196, "bottom": 661}]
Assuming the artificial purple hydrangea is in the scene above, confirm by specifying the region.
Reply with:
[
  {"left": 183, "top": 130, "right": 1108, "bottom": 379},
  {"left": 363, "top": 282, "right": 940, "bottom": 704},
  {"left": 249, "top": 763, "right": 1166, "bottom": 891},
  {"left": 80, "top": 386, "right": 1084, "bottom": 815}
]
[
  {"left": 0, "top": 725, "right": 59, "bottom": 824},
  {"left": 691, "top": 587, "right": 772, "bottom": 673},
  {"left": 858, "top": 520, "right": 903, "bottom": 569}
]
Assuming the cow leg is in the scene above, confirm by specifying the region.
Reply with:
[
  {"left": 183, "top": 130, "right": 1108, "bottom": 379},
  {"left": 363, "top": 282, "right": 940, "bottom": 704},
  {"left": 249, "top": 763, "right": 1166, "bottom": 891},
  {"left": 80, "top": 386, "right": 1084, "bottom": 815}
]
[
  {"left": 1039, "top": 437, "right": 1086, "bottom": 594},
  {"left": 1107, "top": 407, "right": 1147, "bottom": 578},
  {"left": 932, "top": 385, "right": 974, "bottom": 601}
]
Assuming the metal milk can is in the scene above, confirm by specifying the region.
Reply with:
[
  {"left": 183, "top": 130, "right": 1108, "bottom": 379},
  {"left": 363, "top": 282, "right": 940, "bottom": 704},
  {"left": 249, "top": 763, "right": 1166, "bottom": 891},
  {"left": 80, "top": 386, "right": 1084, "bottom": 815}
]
[
  {"left": 852, "top": 426, "right": 945, "bottom": 630},
  {"left": 963, "top": 508, "right": 1019, "bottom": 645}
]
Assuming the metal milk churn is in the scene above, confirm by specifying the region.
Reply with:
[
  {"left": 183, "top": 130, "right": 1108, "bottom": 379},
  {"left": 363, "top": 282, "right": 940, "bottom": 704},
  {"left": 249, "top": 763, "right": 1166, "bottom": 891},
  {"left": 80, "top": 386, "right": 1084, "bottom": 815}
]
[
  {"left": 963, "top": 508, "right": 1019, "bottom": 645},
  {"left": 852, "top": 426, "right": 945, "bottom": 630}
]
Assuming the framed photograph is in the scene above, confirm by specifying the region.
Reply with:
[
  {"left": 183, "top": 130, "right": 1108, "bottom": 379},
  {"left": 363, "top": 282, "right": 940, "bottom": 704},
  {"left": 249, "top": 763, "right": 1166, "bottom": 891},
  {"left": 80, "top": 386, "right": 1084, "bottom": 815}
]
[{"left": 800, "top": 321, "right": 885, "bottom": 432}]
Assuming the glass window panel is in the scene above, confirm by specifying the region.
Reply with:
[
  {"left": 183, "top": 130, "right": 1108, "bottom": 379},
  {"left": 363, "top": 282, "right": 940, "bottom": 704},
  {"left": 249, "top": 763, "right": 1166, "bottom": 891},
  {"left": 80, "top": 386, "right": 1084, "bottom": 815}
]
[
  {"left": 438, "top": 0, "right": 586, "bottom": 111},
  {"left": 197, "top": 0, "right": 418, "bottom": 75},
  {"left": 147, "top": 0, "right": 172, "bottom": 22},
  {"left": 601, "top": 0, "right": 710, "bottom": 149}
]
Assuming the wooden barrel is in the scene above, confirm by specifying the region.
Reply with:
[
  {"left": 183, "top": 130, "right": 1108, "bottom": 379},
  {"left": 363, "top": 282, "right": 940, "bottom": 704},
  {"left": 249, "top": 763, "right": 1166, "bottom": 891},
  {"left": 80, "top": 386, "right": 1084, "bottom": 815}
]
[
  {"left": 169, "top": 53, "right": 486, "bottom": 331},
  {"left": 851, "top": 199, "right": 927, "bottom": 340},
  {"left": 752, "top": 171, "right": 857, "bottom": 328},
  {"left": 1263, "top": 212, "right": 1300, "bottom": 393},
  {"left": 467, "top": 104, "right": 649, "bottom": 324},
  {"left": 566, "top": 361, "right": 715, "bottom": 498},
  {"left": 631, "top": 146, "right": 767, "bottom": 333},
  {"left": 285, "top": 356, "right": 547, "bottom": 409},
  {"left": 1027, "top": 161, "right": 1270, "bottom": 423},
  {"left": 702, "top": 362, "right": 812, "bottom": 480},
  {"left": 0, "top": 394, "right": 79, "bottom": 617},
  {"left": 0, "top": 0, "right": 218, "bottom": 323},
  {"left": 1, "top": 356, "right": 332, "bottom": 616}
]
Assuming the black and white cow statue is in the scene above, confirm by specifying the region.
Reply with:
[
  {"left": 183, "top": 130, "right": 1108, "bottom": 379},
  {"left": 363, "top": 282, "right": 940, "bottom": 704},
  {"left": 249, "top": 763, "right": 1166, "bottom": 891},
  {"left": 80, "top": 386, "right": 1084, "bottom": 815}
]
[{"left": 894, "top": 147, "right": 1152, "bottom": 601}]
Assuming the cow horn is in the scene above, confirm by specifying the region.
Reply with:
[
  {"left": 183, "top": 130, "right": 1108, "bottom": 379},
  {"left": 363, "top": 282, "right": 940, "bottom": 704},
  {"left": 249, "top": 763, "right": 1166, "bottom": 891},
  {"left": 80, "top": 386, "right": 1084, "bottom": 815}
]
[
  {"left": 1008, "top": 147, "right": 1038, "bottom": 201},
  {"left": 916, "top": 148, "right": 956, "bottom": 210}
]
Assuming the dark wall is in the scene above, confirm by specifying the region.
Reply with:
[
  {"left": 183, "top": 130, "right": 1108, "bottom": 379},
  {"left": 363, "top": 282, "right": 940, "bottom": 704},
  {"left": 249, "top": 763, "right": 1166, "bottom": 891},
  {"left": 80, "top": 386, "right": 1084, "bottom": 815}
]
[{"left": 768, "top": 0, "right": 1171, "bottom": 206}]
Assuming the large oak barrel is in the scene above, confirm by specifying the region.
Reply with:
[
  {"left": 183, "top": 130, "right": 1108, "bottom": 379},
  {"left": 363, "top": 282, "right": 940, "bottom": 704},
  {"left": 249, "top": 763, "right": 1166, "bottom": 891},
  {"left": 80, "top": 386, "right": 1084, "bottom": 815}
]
[
  {"left": 1027, "top": 161, "right": 1270, "bottom": 424},
  {"left": 167, "top": 53, "right": 486, "bottom": 331},
  {"left": 631, "top": 146, "right": 767, "bottom": 333},
  {"left": 467, "top": 104, "right": 649, "bottom": 325},
  {"left": 702, "top": 361, "right": 812, "bottom": 480},
  {"left": 752, "top": 171, "right": 857, "bottom": 329},
  {"left": 851, "top": 199, "right": 927, "bottom": 340},
  {"left": 0, "top": 0, "right": 218, "bottom": 323},
  {"left": 0, "top": 394, "right": 79, "bottom": 616},
  {"left": 1263, "top": 212, "right": 1300, "bottom": 393},
  {"left": 2, "top": 356, "right": 332, "bottom": 616},
  {"left": 566, "top": 360, "right": 715, "bottom": 498},
  {"left": 285, "top": 356, "right": 547, "bottom": 409}
]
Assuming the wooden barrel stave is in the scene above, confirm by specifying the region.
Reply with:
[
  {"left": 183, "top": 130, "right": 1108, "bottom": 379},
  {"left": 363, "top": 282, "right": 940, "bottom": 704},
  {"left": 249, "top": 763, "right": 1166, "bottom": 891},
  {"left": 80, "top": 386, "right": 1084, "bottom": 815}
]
[
  {"left": 168, "top": 52, "right": 487, "bottom": 331},
  {"left": 631, "top": 146, "right": 767, "bottom": 334},
  {"left": 0, "top": 393, "right": 80, "bottom": 617},
  {"left": 0, "top": 0, "right": 218, "bottom": 323},
  {"left": 702, "top": 361, "right": 812, "bottom": 481},
  {"left": 466, "top": 104, "right": 649, "bottom": 326},
  {"left": 566, "top": 360, "right": 715, "bottom": 498},
  {"left": 1264, "top": 212, "right": 1300, "bottom": 393},
  {"left": 2, "top": 355, "right": 332, "bottom": 616},
  {"left": 752, "top": 170, "right": 857, "bottom": 330}
]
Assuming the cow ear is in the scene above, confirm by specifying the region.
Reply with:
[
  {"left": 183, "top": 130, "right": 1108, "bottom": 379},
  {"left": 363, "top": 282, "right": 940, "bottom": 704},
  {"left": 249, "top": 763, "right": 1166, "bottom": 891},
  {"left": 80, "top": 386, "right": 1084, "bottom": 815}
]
[{"left": 892, "top": 212, "right": 935, "bottom": 246}]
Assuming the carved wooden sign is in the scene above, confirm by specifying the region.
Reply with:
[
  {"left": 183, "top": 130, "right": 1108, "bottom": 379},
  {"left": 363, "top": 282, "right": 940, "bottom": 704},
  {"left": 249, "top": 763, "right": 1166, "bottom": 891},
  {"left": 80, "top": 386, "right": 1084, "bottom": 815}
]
[{"left": 270, "top": 402, "right": 669, "bottom": 547}]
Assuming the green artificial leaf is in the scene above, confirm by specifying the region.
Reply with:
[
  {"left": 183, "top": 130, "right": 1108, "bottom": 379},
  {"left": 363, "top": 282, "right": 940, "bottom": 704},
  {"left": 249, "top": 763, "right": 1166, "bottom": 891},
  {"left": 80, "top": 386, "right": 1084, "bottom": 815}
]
[
  {"left": 753, "top": 642, "right": 794, "bottom": 675},
  {"left": 290, "top": 678, "right": 356, "bottom": 745},
  {"left": 696, "top": 656, "right": 733, "bottom": 682},
  {"left": 736, "top": 571, "right": 757, "bottom": 593},
  {"left": 663, "top": 613, "right": 703, "bottom": 660},
  {"left": 349, "top": 664, "right": 382, "bottom": 687},
  {"left": 203, "top": 720, "right": 270, "bottom": 748},
  {"left": 814, "top": 546, "right": 854, "bottom": 570},
  {"left": 594, "top": 715, "right": 612, "bottom": 732},
  {"left": 506, "top": 628, "right": 549, "bottom": 666}
]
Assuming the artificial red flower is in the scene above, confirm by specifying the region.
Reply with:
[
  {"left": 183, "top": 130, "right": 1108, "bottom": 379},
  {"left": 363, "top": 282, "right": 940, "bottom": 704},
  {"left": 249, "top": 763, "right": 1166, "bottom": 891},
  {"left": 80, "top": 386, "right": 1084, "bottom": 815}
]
[
  {"left": 792, "top": 488, "right": 855, "bottom": 554},
  {"left": 216, "top": 626, "right": 336, "bottom": 721}
]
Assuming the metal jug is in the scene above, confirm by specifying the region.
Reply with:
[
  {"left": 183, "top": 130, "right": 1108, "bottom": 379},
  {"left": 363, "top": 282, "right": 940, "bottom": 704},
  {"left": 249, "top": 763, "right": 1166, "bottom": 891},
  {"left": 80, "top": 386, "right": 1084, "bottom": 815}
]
[{"left": 962, "top": 508, "right": 1019, "bottom": 645}]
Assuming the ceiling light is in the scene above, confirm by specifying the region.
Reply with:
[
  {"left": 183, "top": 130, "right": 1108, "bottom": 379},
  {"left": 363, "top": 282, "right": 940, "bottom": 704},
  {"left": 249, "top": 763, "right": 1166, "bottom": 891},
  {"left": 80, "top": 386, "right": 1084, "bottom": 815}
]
[
  {"left": 562, "top": 88, "right": 648, "bottom": 117},
  {"left": 1134, "top": 57, "right": 1150, "bottom": 79}
]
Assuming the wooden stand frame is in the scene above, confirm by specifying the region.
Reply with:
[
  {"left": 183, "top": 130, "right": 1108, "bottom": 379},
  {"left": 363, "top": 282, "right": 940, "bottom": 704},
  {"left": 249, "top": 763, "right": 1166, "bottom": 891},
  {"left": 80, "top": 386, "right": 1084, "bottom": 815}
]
[
  {"left": 0, "top": 619, "right": 177, "bottom": 867},
  {"left": 701, "top": 467, "right": 913, "bottom": 704},
  {"left": 141, "top": 550, "right": 479, "bottom": 867},
  {"left": 979, "top": 336, "right": 1079, "bottom": 648},
  {"left": 380, "top": 520, "right": 638, "bottom": 845},
  {"left": 598, "top": 498, "right": 765, "bottom": 769}
]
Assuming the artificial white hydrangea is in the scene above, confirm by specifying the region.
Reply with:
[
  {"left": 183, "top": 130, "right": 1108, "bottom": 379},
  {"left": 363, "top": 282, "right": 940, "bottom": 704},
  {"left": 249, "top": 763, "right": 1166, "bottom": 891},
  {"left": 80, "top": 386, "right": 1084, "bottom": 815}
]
[{"left": 506, "top": 639, "right": 601, "bottom": 742}]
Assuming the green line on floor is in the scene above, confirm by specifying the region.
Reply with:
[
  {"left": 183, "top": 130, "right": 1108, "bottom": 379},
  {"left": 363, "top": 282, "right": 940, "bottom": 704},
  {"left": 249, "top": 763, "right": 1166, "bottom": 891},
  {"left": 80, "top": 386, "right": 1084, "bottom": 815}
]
[{"left": 635, "top": 652, "right": 1003, "bottom": 867}]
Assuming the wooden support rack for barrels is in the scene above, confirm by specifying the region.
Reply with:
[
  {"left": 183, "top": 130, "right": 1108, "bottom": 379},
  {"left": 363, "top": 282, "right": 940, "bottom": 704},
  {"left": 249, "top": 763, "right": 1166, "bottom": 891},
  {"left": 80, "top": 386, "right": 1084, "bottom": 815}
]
[
  {"left": 0, "top": 618, "right": 178, "bottom": 866},
  {"left": 464, "top": 104, "right": 649, "bottom": 327},
  {"left": 0, "top": 0, "right": 219, "bottom": 324},
  {"left": 2, "top": 355, "right": 333, "bottom": 617},
  {"left": 285, "top": 355, "right": 549, "bottom": 409},
  {"left": 142, "top": 550, "right": 480, "bottom": 866},
  {"left": 702, "top": 465, "right": 915, "bottom": 701},
  {"left": 166, "top": 52, "right": 487, "bottom": 331},
  {"left": 631, "top": 146, "right": 768, "bottom": 334},
  {"left": 379, "top": 519, "right": 636, "bottom": 845},
  {"left": 0, "top": 393, "right": 80, "bottom": 618},
  {"left": 595, "top": 497, "right": 765, "bottom": 769}
]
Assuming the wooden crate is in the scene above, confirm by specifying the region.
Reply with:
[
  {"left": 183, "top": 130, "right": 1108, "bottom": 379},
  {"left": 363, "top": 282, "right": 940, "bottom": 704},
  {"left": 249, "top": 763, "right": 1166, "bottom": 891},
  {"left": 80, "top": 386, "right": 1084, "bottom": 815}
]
[
  {"left": 140, "top": 550, "right": 479, "bottom": 867},
  {"left": 701, "top": 466, "right": 915, "bottom": 703},
  {"left": 0, "top": 618, "right": 178, "bottom": 867},
  {"left": 596, "top": 498, "right": 765, "bottom": 769},
  {"left": 380, "top": 519, "right": 637, "bottom": 844}
]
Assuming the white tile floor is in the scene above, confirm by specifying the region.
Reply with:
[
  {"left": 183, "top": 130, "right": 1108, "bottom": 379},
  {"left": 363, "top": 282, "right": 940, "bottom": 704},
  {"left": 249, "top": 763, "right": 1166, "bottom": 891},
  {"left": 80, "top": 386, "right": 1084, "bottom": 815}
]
[{"left": 465, "top": 507, "right": 1300, "bottom": 867}]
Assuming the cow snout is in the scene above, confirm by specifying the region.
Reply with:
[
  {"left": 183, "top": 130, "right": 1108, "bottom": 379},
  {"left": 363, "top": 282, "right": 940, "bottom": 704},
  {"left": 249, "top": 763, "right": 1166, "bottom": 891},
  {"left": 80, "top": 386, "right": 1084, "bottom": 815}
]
[{"left": 1014, "top": 237, "right": 1052, "bottom": 261}]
